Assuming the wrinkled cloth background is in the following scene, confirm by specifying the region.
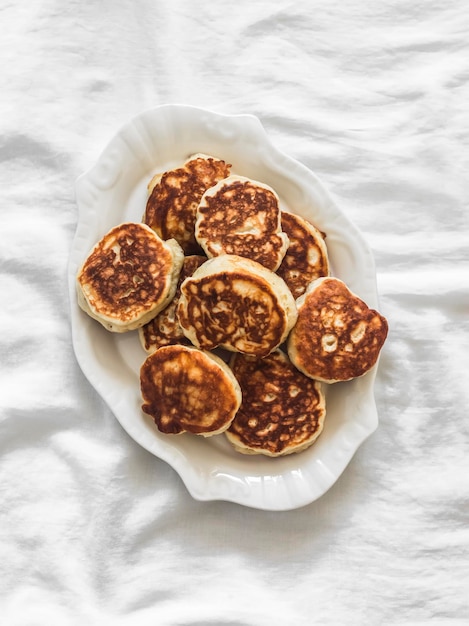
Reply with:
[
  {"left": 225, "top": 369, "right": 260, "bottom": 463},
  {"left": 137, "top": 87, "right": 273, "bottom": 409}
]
[{"left": 1, "top": 1, "right": 468, "bottom": 624}]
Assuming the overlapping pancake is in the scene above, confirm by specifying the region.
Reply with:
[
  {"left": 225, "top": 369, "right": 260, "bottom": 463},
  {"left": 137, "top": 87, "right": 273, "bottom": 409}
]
[
  {"left": 288, "top": 277, "right": 388, "bottom": 383},
  {"left": 177, "top": 254, "right": 297, "bottom": 357},
  {"left": 195, "top": 175, "right": 289, "bottom": 271},
  {"left": 76, "top": 222, "right": 184, "bottom": 332},
  {"left": 140, "top": 344, "right": 241, "bottom": 436},
  {"left": 143, "top": 154, "right": 231, "bottom": 254},
  {"left": 139, "top": 254, "right": 206, "bottom": 352},
  {"left": 226, "top": 350, "right": 326, "bottom": 457},
  {"left": 276, "top": 211, "right": 330, "bottom": 299}
]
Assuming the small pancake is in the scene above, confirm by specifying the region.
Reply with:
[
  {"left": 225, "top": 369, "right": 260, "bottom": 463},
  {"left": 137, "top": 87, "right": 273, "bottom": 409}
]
[
  {"left": 276, "top": 211, "right": 330, "bottom": 299},
  {"left": 195, "top": 175, "right": 289, "bottom": 271},
  {"left": 288, "top": 277, "right": 388, "bottom": 383},
  {"left": 76, "top": 222, "right": 184, "bottom": 332},
  {"left": 140, "top": 344, "right": 241, "bottom": 436},
  {"left": 139, "top": 254, "right": 206, "bottom": 352},
  {"left": 226, "top": 350, "right": 326, "bottom": 457},
  {"left": 143, "top": 154, "right": 231, "bottom": 254},
  {"left": 177, "top": 254, "right": 297, "bottom": 357}
]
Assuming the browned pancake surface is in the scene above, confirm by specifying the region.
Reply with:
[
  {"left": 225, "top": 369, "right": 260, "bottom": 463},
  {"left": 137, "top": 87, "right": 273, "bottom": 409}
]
[
  {"left": 288, "top": 278, "right": 388, "bottom": 382},
  {"left": 140, "top": 345, "right": 241, "bottom": 435},
  {"left": 140, "top": 255, "right": 206, "bottom": 352},
  {"left": 227, "top": 350, "right": 326, "bottom": 456},
  {"left": 177, "top": 255, "right": 297, "bottom": 357},
  {"left": 144, "top": 155, "right": 231, "bottom": 254},
  {"left": 276, "top": 211, "right": 329, "bottom": 299},
  {"left": 196, "top": 177, "right": 288, "bottom": 270},
  {"left": 77, "top": 222, "right": 176, "bottom": 325}
]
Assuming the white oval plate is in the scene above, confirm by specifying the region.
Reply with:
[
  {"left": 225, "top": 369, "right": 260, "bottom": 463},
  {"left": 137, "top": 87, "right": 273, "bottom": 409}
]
[{"left": 68, "top": 104, "right": 380, "bottom": 511}]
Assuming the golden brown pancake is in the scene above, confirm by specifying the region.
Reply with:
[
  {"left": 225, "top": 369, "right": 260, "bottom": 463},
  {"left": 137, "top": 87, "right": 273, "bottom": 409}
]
[
  {"left": 140, "top": 344, "right": 241, "bottom": 436},
  {"left": 195, "top": 175, "right": 289, "bottom": 271},
  {"left": 139, "top": 254, "right": 206, "bottom": 352},
  {"left": 288, "top": 277, "right": 388, "bottom": 383},
  {"left": 226, "top": 350, "right": 326, "bottom": 456},
  {"left": 276, "top": 211, "right": 330, "bottom": 299},
  {"left": 143, "top": 154, "right": 231, "bottom": 254},
  {"left": 177, "top": 254, "right": 297, "bottom": 357},
  {"left": 76, "top": 222, "right": 184, "bottom": 332}
]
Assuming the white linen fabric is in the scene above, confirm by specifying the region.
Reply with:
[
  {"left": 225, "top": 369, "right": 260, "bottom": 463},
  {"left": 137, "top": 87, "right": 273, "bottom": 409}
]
[{"left": 1, "top": 1, "right": 468, "bottom": 624}]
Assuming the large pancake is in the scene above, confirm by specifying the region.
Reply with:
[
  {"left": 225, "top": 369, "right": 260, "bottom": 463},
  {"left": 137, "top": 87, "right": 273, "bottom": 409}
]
[
  {"left": 288, "top": 277, "right": 388, "bottom": 383},
  {"left": 226, "top": 350, "right": 326, "bottom": 457},
  {"left": 177, "top": 254, "right": 297, "bottom": 357},
  {"left": 76, "top": 222, "right": 184, "bottom": 332},
  {"left": 143, "top": 154, "right": 231, "bottom": 254},
  {"left": 140, "top": 344, "right": 241, "bottom": 436},
  {"left": 195, "top": 175, "right": 289, "bottom": 271}
]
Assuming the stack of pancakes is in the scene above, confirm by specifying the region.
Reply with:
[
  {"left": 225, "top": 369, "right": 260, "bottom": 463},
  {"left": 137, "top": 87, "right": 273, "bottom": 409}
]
[{"left": 77, "top": 153, "right": 388, "bottom": 455}]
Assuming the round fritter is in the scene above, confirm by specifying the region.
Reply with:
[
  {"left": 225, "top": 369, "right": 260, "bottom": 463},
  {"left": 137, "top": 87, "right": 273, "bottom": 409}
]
[
  {"left": 76, "top": 222, "right": 184, "bottom": 332},
  {"left": 288, "top": 277, "right": 389, "bottom": 383},
  {"left": 226, "top": 350, "right": 326, "bottom": 457},
  {"left": 177, "top": 254, "right": 298, "bottom": 357},
  {"left": 143, "top": 154, "right": 231, "bottom": 254},
  {"left": 140, "top": 345, "right": 241, "bottom": 436},
  {"left": 276, "top": 211, "right": 330, "bottom": 299},
  {"left": 195, "top": 175, "right": 289, "bottom": 271},
  {"left": 139, "top": 254, "right": 206, "bottom": 352}
]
